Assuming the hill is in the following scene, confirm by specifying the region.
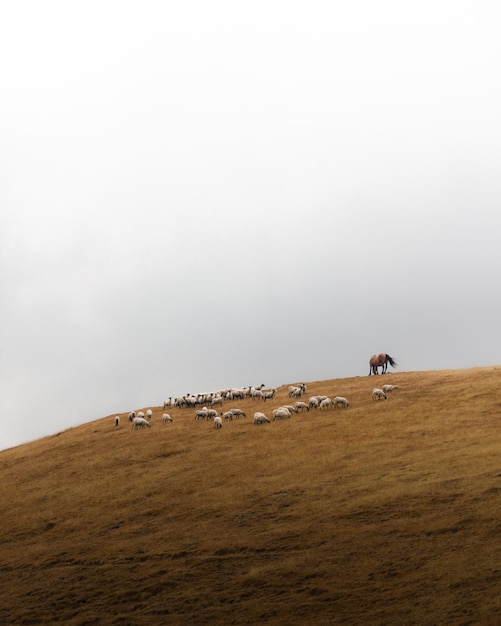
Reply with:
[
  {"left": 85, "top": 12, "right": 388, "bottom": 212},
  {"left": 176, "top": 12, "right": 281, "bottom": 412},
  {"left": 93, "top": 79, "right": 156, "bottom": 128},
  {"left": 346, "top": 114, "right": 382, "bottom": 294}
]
[{"left": 1, "top": 367, "right": 501, "bottom": 625}]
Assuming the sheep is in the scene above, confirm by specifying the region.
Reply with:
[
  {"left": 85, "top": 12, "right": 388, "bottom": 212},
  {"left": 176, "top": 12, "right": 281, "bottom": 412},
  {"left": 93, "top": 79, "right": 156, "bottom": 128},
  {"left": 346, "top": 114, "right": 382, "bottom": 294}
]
[
  {"left": 163, "top": 398, "right": 172, "bottom": 409},
  {"left": 288, "top": 383, "right": 306, "bottom": 398},
  {"left": 308, "top": 397, "right": 320, "bottom": 410},
  {"left": 132, "top": 416, "right": 151, "bottom": 429},
  {"left": 262, "top": 389, "right": 276, "bottom": 401},
  {"left": 145, "top": 409, "right": 153, "bottom": 420},
  {"left": 128, "top": 411, "right": 136, "bottom": 422},
  {"left": 282, "top": 404, "right": 299, "bottom": 414},
  {"left": 114, "top": 416, "right": 120, "bottom": 427},
  {"left": 295, "top": 401, "right": 310, "bottom": 412},
  {"left": 228, "top": 388, "right": 245, "bottom": 400},
  {"left": 319, "top": 398, "right": 334, "bottom": 410},
  {"left": 214, "top": 416, "right": 223, "bottom": 429},
  {"left": 253, "top": 412, "right": 271, "bottom": 425},
  {"left": 272, "top": 407, "right": 292, "bottom": 420},
  {"left": 161, "top": 413, "right": 173, "bottom": 423},
  {"left": 221, "top": 410, "right": 234, "bottom": 421},
  {"left": 205, "top": 408, "right": 218, "bottom": 420},
  {"left": 210, "top": 395, "right": 224, "bottom": 407},
  {"left": 333, "top": 396, "right": 349, "bottom": 408},
  {"left": 382, "top": 384, "right": 399, "bottom": 394},
  {"left": 229, "top": 408, "right": 246, "bottom": 419},
  {"left": 372, "top": 388, "right": 387, "bottom": 400},
  {"left": 195, "top": 407, "right": 209, "bottom": 420},
  {"left": 308, "top": 395, "right": 327, "bottom": 409},
  {"left": 251, "top": 389, "right": 264, "bottom": 400},
  {"left": 137, "top": 411, "right": 145, "bottom": 419}
]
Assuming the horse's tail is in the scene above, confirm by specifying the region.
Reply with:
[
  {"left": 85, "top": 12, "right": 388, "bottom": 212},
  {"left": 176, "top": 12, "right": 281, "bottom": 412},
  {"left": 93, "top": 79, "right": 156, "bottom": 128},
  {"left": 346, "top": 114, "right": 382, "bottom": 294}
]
[{"left": 386, "top": 355, "right": 397, "bottom": 368}]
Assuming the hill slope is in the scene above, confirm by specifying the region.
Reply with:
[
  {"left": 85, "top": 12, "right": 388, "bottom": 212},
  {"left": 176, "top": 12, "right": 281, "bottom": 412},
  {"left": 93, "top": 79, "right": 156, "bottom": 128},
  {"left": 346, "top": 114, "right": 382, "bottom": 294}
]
[{"left": 2, "top": 367, "right": 501, "bottom": 625}]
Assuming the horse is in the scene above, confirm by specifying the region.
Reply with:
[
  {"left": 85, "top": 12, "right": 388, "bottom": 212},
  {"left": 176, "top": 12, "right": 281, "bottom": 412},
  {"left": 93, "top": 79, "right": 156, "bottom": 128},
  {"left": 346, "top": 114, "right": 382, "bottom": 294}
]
[{"left": 369, "top": 353, "right": 397, "bottom": 375}]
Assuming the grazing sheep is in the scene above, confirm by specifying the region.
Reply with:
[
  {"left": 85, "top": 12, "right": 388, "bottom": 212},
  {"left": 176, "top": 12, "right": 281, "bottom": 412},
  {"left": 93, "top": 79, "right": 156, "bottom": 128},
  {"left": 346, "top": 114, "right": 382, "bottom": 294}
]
[
  {"left": 308, "top": 395, "right": 327, "bottom": 409},
  {"left": 221, "top": 410, "right": 234, "bottom": 421},
  {"left": 272, "top": 407, "right": 292, "bottom": 420},
  {"left": 114, "top": 416, "right": 120, "bottom": 427},
  {"left": 195, "top": 408, "right": 209, "bottom": 420},
  {"left": 146, "top": 409, "right": 153, "bottom": 420},
  {"left": 282, "top": 404, "right": 299, "bottom": 414},
  {"left": 161, "top": 413, "right": 173, "bottom": 423},
  {"left": 205, "top": 408, "right": 218, "bottom": 420},
  {"left": 229, "top": 408, "right": 246, "bottom": 419},
  {"left": 137, "top": 411, "right": 145, "bottom": 419},
  {"left": 333, "top": 397, "right": 349, "bottom": 408},
  {"left": 294, "top": 401, "right": 310, "bottom": 412},
  {"left": 308, "top": 397, "right": 320, "bottom": 410},
  {"left": 253, "top": 412, "right": 271, "bottom": 425},
  {"left": 132, "top": 416, "right": 151, "bottom": 429},
  {"left": 372, "top": 388, "right": 387, "bottom": 401},
  {"left": 319, "top": 398, "right": 334, "bottom": 410},
  {"left": 214, "top": 416, "right": 223, "bottom": 429},
  {"left": 382, "top": 384, "right": 399, "bottom": 394},
  {"left": 128, "top": 411, "right": 136, "bottom": 422}
]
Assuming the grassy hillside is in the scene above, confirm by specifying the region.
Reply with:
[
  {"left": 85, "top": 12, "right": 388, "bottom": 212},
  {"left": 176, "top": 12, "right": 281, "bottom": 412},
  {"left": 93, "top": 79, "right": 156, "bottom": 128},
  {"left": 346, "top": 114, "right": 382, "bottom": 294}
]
[{"left": 1, "top": 367, "right": 501, "bottom": 625}]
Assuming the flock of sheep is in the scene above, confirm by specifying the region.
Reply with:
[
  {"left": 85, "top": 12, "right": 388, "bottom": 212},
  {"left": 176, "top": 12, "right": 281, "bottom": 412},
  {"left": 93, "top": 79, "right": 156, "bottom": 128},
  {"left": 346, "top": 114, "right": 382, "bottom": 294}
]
[{"left": 114, "top": 381, "right": 400, "bottom": 430}]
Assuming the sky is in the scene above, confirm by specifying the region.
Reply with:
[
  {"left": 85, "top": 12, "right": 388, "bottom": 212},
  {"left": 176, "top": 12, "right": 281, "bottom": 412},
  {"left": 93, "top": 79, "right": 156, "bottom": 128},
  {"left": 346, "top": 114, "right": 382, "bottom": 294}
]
[{"left": 2, "top": 1, "right": 501, "bottom": 450}]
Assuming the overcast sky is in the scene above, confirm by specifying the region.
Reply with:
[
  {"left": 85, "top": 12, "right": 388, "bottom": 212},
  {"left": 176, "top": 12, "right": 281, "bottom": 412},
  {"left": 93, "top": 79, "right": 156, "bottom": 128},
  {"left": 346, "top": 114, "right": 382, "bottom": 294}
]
[{"left": 2, "top": 1, "right": 501, "bottom": 450}]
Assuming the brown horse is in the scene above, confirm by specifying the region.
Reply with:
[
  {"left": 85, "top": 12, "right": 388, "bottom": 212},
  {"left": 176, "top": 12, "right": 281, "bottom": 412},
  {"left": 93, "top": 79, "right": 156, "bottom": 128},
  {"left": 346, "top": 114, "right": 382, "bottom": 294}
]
[{"left": 369, "top": 353, "right": 397, "bottom": 375}]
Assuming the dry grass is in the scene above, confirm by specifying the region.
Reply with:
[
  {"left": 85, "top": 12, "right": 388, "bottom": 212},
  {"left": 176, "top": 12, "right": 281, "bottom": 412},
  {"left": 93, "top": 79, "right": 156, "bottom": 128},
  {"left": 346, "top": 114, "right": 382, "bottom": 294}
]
[{"left": 2, "top": 367, "right": 501, "bottom": 625}]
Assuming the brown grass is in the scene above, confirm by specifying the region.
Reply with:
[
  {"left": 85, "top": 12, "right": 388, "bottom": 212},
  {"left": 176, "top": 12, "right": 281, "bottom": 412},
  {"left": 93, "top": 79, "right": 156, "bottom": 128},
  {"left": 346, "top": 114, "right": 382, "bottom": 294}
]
[{"left": 2, "top": 367, "right": 501, "bottom": 625}]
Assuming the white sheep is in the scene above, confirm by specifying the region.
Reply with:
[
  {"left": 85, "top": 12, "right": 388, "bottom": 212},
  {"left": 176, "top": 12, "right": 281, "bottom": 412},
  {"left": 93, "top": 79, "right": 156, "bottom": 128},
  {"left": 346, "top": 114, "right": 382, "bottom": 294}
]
[
  {"left": 272, "top": 407, "right": 292, "bottom": 420},
  {"left": 146, "top": 409, "right": 153, "bottom": 420},
  {"left": 372, "top": 388, "right": 387, "bottom": 400},
  {"left": 163, "top": 398, "right": 172, "bottom": 409},
  {"left": 161, "top": 413, "right": 173, "bottom": 423},
  {"left": 308, "top": 397, "right": 320, "bottom": 410},
  {"left": 210, "top": 395, "right": 224, "bottom": 407},
  {"left": 294, "top": 401, "right": 310, "bottom": 412},
  {"left": 333, "top": 397, "right": 349, "bottom": 408},
  {"left": 308, "top": 395, "right": 327, "bottom": 409},
  {"left": 282, "top": 404, "right": 299, "bottom": 414},
  {"left": 114, "top": 416, "right": 120, "bottom": 427},
  {"left": 262, "top": 389, "right": 276, "bottom": 401},
  {"left": 382, "top": 384, "right": 399, "bottom": 394},
  {"left": 288, "top": 386, "right": 302, "bottom": 398},
  {"left": 137, "top": 411, "right": 145, "bottom": 419},
  {"left": 319, "top": 398, "right": 334, "bottom": 410},
  {"left": 132, "top": 416, "right": 151, "bottom": 429},
  {"left": 195, "top": 407, "right": 209, "bottom": 420},
  {"left": 128, "top": 411, "right": 136, "bottom": 422},
  {"left": 221, "top": 410, "right": 234, "bottom": 421},
  {"left": 228, "top": 388, "right": 245, "bottom": 400},
  {"left": 214, "top": 416, "right": 223, "bottom": 429},
  {"left": 253, "top": 412, "right": 271, "bottom": 425},
  {"left": 230, "top": 408, "right": 246, "bottom": 419}
]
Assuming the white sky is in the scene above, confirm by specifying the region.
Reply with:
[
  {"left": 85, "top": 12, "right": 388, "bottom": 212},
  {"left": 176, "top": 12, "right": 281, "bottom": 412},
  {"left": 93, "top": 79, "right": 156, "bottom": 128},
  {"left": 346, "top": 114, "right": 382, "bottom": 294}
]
[{"left": 2, "top": 1, "right": 501, "bottom": 450}]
